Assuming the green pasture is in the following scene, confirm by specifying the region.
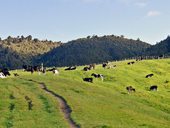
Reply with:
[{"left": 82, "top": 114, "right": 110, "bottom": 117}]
[{"left": 0, "top": 59, "right": 170, "bottom": 128}]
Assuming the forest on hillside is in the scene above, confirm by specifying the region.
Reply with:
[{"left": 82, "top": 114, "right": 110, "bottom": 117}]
[{"left": 0, "top": 35, "right": 170, "bottom": 69}]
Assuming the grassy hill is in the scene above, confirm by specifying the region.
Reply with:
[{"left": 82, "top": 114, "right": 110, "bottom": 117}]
[
  {"left": 0, "top": 36, "right": 61, "bottom": 69},
  {"left": 37, "top": 35, "right": 150, "bottom": 67},
  {"left": 0, "top": 59, "right": 170, "bottom": 128}
]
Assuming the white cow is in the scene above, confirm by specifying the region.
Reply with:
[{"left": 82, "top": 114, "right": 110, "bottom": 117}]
[
  {"left": 53, "top": 69, "right": 59, "bottom": 75},
  {"left": 0, "top": 73, "right": 6, "bottom": 78}
]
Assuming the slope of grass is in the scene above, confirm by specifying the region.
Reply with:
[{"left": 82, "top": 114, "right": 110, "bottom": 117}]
[{"left": 0, "top": 59, "right": 170, "bottom": 128}]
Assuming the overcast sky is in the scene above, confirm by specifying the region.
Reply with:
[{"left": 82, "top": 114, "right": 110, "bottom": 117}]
[{"left": 0, "top": 0, "right": 169, "bottom": 44}]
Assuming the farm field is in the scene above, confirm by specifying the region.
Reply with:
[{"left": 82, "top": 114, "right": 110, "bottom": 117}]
[{"left": 0, "top": 59, "right": 170, "bottom": 128}]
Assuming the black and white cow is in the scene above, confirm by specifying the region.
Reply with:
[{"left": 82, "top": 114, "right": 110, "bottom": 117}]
[
  {"left": 150, "top": 85, "right": 158, "bottom": 91},
  {"left": 83, "top": 78, "right": 93, "bottom": 83},
  {"left": 145, "top": 74, "right": 154, "bottom": 78}
]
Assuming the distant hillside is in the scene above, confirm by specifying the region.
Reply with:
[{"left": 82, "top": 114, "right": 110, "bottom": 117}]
[
  {"left": 145, "top": 36, "right": 170, "bottom": 56},
  {"left": 0, "top": 36, "right": 61, "bottom": 69},
  {"left": 37, "top": 35, "right": 150, "bottom": 67}
]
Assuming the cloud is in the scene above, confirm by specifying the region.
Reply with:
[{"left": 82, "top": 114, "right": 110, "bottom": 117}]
[{"left": 147, "top": 11, "right": 161, "bottom": 17}]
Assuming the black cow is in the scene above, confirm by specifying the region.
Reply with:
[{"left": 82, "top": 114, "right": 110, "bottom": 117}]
[
  {"left": 0, "top": 68, "right": 10, "bottom": 76},
  {"left": 83, "top": 66, "right": 90, "bottom": 71},
  {"left": 131, "top": 61, "right": 135, "bottom": 64},
  {"left": 91, "top": 73, "right": 104, "bottom": 81},
  {"left": 65, "top": 66, "right": 76, "bottom": 71},
  {"left": 127, "top": 61, "right": 135, "bottom": 65},
  {"left": 42, "top": 67, "right": 46, "bottom": 74},
  {"left": 83, "top": 78, "right": 93, "bottom": 83},
  {"left": 150, "top": 85, "right": 158, "bottom": 91},
  {"left": 126, "top": 86, "right": 136, "bottom": 93},
  {"left": 47, "top": 68, "right": 56, "bottom": 72},
  {"left": 14, "top": 73, "right": 19, "bottom": 77},
  {"left": 91, "top": 73, "right": 103, "bottom": 78},
  {"left": 102, "top": 63, "right": 108, "bottom": 68},
  {"left": 22, "top": 65, "right": 28, "bottom": 71},
  {"left": 33, "top": 65, "right": 41, "bottom": 72},
  {"left": 145, "top": 74, "right": 154, "bottom": 78}
]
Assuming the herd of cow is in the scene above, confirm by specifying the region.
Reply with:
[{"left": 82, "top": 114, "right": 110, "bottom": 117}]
[
  {"left": 0, "top": 65, "right": 59, "bottom": 79},
  {"left": 80, "top": 61, "right": 158, "bottom": 93},
  {"left": 0, "top": 60, "right": 159, "bottom": 93},
  {"left": 64, "top": 60, "right": 158, "bottom": 93},
  {"left": 22, "top": 65, "right": 59, "bottom": 75}
]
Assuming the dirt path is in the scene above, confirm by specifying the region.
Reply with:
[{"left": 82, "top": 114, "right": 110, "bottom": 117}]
[{"left": 25, "top": 79, "right": 80, "bottom": 128}]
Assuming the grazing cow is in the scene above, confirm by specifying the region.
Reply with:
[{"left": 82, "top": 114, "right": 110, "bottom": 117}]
[
  {"left": 159, "top": 55, "right": 164, "bottom": 59},
  {"left": 89, "top": 64, "right": 96, "bottom": 70},
  {"left": 91, "top": 73, "right": 104, "bottom": 81},
  {"left": 131, "top": 61, "right": 135, "bottom": 64},
  {"left": 102, "top": 63, "right": 108, "bottom": 68},
  {"left": 42, "top": 68, "right": 46, "bottom": 75},
  {"left": 165, "top": 80, "right": 169, "bottom": 84},
  {"left": 47, "top": 68, "right": 59, "bottom": 75},
  {"left": 23, "top": 65, "right": 34, "bottom": 74},
  {"left": 83, "top": 66, "right": 90, "bottom": 71},
  {"left": 22, "top": 65, "right": 28, "bottom": 71},
  {"left": 150, "top": 85, "right": 158, "bottom": 91},
  {"left": 14, "top": 73, "right": 19, "bottom": 77},
  {"left": 0, "top": 68, "right": 10, "bottom": 76},
  {"left": 65, "top": 66, "right": 76, "bottom": 71},
  {"left": 113, "top": 65, "right": 116, "bottom": 67},
  {"left": 53, "top": 69, "right": 59, "bottom": 75},
  {"left": 83, "top": 64, "right": 95, "bottom": 71},
  {"left": 31, "top": 67, "right": 34, "bottom": 74},
  {"left": 47, "top": 68, "right": 56, "bottom": 72},
  {"left": 136, "top": 57, "right": 143, "bottom": 61},
  {"left": 126, "top": 86, "right": 136, "bottom": 93},
  {"left": 33, "top": 65, "right": 41, "bottom": 72},
  {"left": 83, "top": 78, "right": 93, "bottom": 83},
  {"left": 127, "top": 61, "right": 135, "bottom": 65},
  {"left": 0, "top": 73, "right": 6, "bottom": 78},
  {"left": 145, "top": 73, "right": 154, "bottom": 78}
]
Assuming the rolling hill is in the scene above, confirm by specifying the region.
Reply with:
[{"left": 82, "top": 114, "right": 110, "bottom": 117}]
[
  {"left": 2, "top": 34, "right": 170, "bottom": 69},
  {"left": 36, "top": 35, "right": 150, "bottom": 67},
  {"left": 145, "top": 36, "right": 170, "bottom": 56},
  {"left": 0, "top": 59, "right": 170, "bottom": 128},
  {"left": 0, "top": 36, "right": 61, "bottom": 69}
]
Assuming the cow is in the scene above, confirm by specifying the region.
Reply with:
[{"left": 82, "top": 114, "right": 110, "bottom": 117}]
[
  {"left": 131, "top": 61, "right": 135, "bottom": 64},
  {"left": 65, "top": 66, "right": 76, "bottom": 71},
  {"left": 0, "top": 68, "right": 10, "bottom": 76},
  {"left": 127, "top": 61, "right": 135, "bottom": 65},
  {"left": 83, "top": 66, "right": 90, "bottom": 71},
  {"left": 47, "top": 68, "right": 56, "bottom": 72},
  {"left": 42, "top": 68, "right": 46, "bottom": 75},
  {"left": 14, "top": 73, "right": 19, "bottom": 77},
  {"left": 89, "top": 64, "right": 96, "bottom": 70},
  {"left": 145, "top": 74, "right": 154, "bottom": 78},
  {"left": 83, "top": 78, "right": 93, "bottom": 83},
  {"left": 91, "top": 73, "right": 104, "bottom": 81},
  {"left": 126, "top": 86, "right": 136, "bottom": 93},
  {"left": 23, "top": 65, "right": 34, "bottom": 74},
  {"left": 150, "top": 85, "right": 158, "bottom": 91},
  {"left": 83, "top": 64, "right": 96, "bottom": 71},
  {"left": 102, "top": 63, "right": 108, "bottom": 68},
  {"left": 47, "top": 68, "right": 59, "bottom": 75},
  {"left": 0, "top": 73, "right": 6, "bottom": 78},
  {"left": 53, "top": 69, "right": 59, "bottom": 75}
]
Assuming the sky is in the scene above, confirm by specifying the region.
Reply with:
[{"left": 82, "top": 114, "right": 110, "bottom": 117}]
[{"left": 0, "top": 0, "right": 170, "bottom": 44}]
